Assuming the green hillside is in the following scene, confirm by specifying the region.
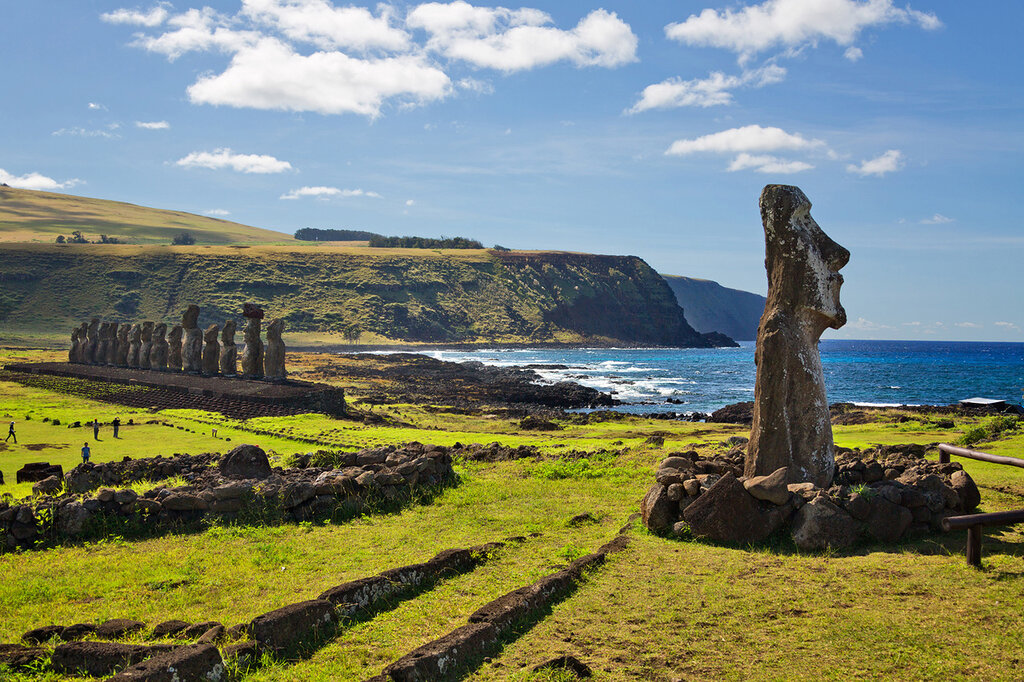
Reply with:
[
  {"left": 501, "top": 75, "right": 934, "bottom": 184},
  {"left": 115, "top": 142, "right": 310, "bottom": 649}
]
[
  {"left": 662, "top": 274, "right": 766, "bottom": 341},
  {"left": 0, "top": 185, "right": 294, "bottom": 244},
  {"left": 0, "top": 244, "right": 735, "bottom": 348}
]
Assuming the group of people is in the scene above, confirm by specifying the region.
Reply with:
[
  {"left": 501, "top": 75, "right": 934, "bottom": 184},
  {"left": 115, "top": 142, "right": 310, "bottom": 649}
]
[{"left": 5, "top": 418, "right": 122, "bottom": 463}]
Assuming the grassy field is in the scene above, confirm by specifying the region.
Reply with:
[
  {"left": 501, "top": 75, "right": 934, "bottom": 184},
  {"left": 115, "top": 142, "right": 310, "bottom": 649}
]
[
  {"left": 0, "top": 186, "right": 294, "bottom": 244},
  {"left": 1, "top": 347, "right": 1023, "bottom": 680}
]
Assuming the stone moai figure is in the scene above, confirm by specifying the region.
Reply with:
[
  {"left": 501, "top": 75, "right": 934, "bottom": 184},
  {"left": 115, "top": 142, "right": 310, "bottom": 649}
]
[
  {"left": 220, "top": 319, "right": 238, "bottom": 377},
  {"left": 202, "top": 324, "right": 220, "bottom": 376},
  {"left": 150, "top": 323, "right": 168, "bottom": 371},
  {"left": 84, "top": 318, "right": 100, "bottom": 364},
  {"left": 139, "top": 321, "right": 154, "bottom": 370},
  {"left": 167, "top": 325, "right": 183, "bottom": 372},
  {"left": 746, "top": 185, "right": 850, "bottom": 488},
  {"left": 96, "top": 322, "right": 110, "bottom": 366},
  {"left": 127, "top": 324, "right": 142, "bottom": 368},
  {"left": 241, "top": 317, "right": 264, "bottom": 379},
  {"left": 69, "top": 327, "right": 81, "bottom": 363},
  {"left": 116, "top": 324, "right": 130, "bottom": 367},
  {"left": 75, "top": 323, "right": 88, "bottom": 363},
  {"left": 263, "top": 318, "right": 286, "bottom": 381},
  {"left": 105, "top": 323, "right": 119, "bottom": 365},
  {"left": 182, "top": 305, "right": 203, "bottom": 374}
]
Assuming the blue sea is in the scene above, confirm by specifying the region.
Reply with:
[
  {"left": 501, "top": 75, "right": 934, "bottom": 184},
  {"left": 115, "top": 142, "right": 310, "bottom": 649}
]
[{"left": 369, "top": 341, "right": 1024, "bottom": 414}]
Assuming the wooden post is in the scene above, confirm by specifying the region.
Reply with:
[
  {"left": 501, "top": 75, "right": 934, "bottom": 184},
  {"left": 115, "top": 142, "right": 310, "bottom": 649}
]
[{"left": 966, "top": 525, "right": 982, "bottom": 567}]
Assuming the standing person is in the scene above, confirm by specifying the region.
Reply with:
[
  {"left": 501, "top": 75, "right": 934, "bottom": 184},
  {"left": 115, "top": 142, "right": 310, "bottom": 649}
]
[
  {"left": 5, "top": 421, "right": 14, "bottom": 443},
  {"left": 81, "top": 442, "right": 91, "bottom": 463},
  {"left": 112, "top": 417, "right": 120, "bottom": 439},
  {"left": 92, "top": 418, "right": 99, "bottom": 440}
]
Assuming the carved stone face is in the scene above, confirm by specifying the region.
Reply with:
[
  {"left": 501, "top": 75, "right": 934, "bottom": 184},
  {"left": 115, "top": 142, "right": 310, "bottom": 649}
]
[
  {"left": 222, "top": 319, "right": 236, "bottom": 343},
  {"left": 204, "top": 324, "right": 220, "bottom": 343},
  {"left": 141, "top": 321, "right": 154, "bottom": 341},
  {"left": 266, "top": 318, "right": 284, "bottom": 341},
  {"left": 760, "top": 185, "right": 849, "bottom": 331},
  {"left": 153, "top": 323, "right": 167, "bottom": 341},
  {"left": 182, "top": 305, "right": 200, "bottom": 329}
]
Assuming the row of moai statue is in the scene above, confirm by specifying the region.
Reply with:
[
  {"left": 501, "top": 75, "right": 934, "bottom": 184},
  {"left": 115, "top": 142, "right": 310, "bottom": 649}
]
[{"left": 67, "top": 304, "right": 286, "bottom": 381}]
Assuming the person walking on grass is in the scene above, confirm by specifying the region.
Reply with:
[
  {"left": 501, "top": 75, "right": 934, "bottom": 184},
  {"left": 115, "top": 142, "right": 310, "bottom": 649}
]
[
  {"left": 5, "top": 421, "right": 15, "bottom": 443},
  {"left": 92, "top": 418, "right": 99, "bottom": 440},
  {"left": 112, "top": 417, "right": 120, "bottom": 439},
  {"left": 81, "top": 442, "right": 91, "bottom": 463}
]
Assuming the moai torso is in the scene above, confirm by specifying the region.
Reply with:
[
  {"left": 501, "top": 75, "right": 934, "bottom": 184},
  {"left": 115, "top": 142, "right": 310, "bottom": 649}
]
[
  {"left": 150, "top": 323, "right": 168, "bottom": 371},
  {"left": 139, "top": 321, "right": 154, "bottom": 370},
  {"left": 220, "top": 320, "right": 238, "bottom": 376},
  {"left": 202, "top": 324, "right": 220, "bottom": 376}
]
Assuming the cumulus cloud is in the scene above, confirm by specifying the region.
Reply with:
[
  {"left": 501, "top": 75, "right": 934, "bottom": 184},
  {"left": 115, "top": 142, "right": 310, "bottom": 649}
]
[
  {"left": 101, "top": 3, "right": 170, "bottom": 26},
  {"left": 0, "top": 168, "right": 81, "bottom": 191},
  {"left": 665, "top": 0, "right": 941, "bottom": 62},
  {"left": 108, "top": 1, "right": 638, "bottom": 117},
  {"left": 629, "top": 64, "right": 785, "bottom": 113},
  {"left": 135, "top": 120, "right": 170, "bottom": 129},
  {"left": 205, "top": 208, "right": 231, "bottom": 216},
  {"left": 995, "top": 321, "right": 1021, "bottom": 332},
  {"left": 844, "top": 46, "right": 863, "bottom": 61},
  {"left": 176, "top": 148, "right": 293, "bottom": 173},
  {"left": 408, "top": 4, "right": 637, "bottom": 71},
  {"left": 666, "top": 124, "right": 824, "bottom": 156},
  {"left": 405, "top": 199, "right": 416, "bottom": 206},
  {"left": 727, "top": 153, "right": 813, "bottom": 173},
  {"left": 280, "top": 186, "right": 381, "bottom": 199},
  {"left": 186, "top": 38, "right": 451, "bottom": 116},
  {"left": 847, "top": 149, "right": 903, "bottom": 176},
  {"left": 87, "top": 102, "right": 107, "bottom": 111},
  {"left": 920, "top": 213, "right": 953, "bottom": 224}
]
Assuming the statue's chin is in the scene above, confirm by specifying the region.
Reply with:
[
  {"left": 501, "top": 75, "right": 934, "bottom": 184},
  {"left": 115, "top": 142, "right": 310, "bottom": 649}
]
[{"left": 829, "top": 308, "right": 847, "bottom": 330}]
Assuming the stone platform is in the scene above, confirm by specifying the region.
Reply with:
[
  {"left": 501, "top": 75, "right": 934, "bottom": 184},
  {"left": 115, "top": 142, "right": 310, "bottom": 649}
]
[{"left": 2, "top": 362, "right": 346, "bottom": 419}]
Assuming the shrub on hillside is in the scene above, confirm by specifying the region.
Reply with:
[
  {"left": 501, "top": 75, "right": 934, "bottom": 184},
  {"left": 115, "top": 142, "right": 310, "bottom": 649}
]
[{"left": 171, "top": 232, "right": 196, "bottom": 245}]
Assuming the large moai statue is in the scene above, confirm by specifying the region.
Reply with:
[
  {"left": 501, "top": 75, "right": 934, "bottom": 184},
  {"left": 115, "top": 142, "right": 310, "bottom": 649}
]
[
  {"left": 167, "top": 325, "right": 183, "bottom": 372},
  {"left": 182, "top": 305, "right": 203, "bottom": 374},
  {"left": 127, "top": 324, "right": 142, "bottom": 368},
  {"left": 116, "top": 324, "right": 130, "bottom": 367},
  {"left": 202, "top": 324, "right": 220, "bottom": 376},
  {"left": 96, "top": 323, "right": 110, "bottom": 366},
  {"left": 150, "top": 323, "right": 168, "bottom": 371},
  {"left": 139, "top": 321, "right": 154, "bottom": 370},
  {"left": 220, "top": 320, "right": 238, "bottom": 377},
  {"left": 746, "top": 185, "right": 849, "bottom": 488},
  {"left": 241, "top": 304, "right": 264, "bottom": 379},
  {"left": 69, "top": 327, "right": 81, "bottom": 363},
  {"left": 84, "top": 318, "right": 100, "bottom": 364},
  {"left": 75, "top": 323, "right": 88, "bottom": 363},
  {"left": 105, "top": 323, "right": 119, "bottom": 365},
  {"left": 264, "top": 318, "right": 287, "bottom": 381}
]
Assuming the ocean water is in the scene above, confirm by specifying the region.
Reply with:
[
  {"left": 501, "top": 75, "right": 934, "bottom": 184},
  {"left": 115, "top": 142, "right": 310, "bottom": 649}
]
[{"left": 366, "top": 340, "right": 1024, "bottom": 415}]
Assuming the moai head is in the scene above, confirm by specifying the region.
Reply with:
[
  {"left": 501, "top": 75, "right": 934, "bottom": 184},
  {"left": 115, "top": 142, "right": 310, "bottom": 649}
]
[
  {"left": 204, "top": 324, "right": 220, "bottom": 344},
  {"left": 760, "top": 185, "right": 849, "bottom": 334},
  {"left": 266, "top": 318, "right": 285, "bottom": 342},
  {"left": 244, "top": 317, "right": 261, "bottom": 344},
  {"left": 168, "top": 325, "right": 183, "bottom": 345},
  {"left": 182, "top": 305, "right": 200, "bottom": 330},
  {"left": 222, "top": 319, "right": 237, "bottom": 344},
  {"left": 129, "top": 324, "right": 141, "bottom": 342},
  {"left": 141, "top": 321, "right": 154, "bottom": 341},
  {"left": 71, "top": 327, "right": 80, "bottom": 344},
  {"left": 78, "top": 322, "right": 89, "bottom": 338},
  {"left": 99, "top": 322, "right": 110, "bottom": 339},
  {"left": 117, "top": 324, "right": 129, "bottom": 343},
  {"left": 109, "top": 322, "right": 119, "bottom": 339},
  {"left": 153, "top": 322, "right": 167, "bottom": 342},
  {"left": 87, "top": 318, "right": 100, "bottom": 338}
]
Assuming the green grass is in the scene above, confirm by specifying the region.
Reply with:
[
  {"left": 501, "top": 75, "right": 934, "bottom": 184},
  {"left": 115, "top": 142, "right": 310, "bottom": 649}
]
[{"left": 3, "top": 348, "right": 1024, "bottom": 680}]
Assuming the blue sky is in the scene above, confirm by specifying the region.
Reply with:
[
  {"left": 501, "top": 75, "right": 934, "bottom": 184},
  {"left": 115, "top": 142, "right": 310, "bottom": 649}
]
[{"left": 1, "top": 1, "right": 1022, "bottom": 341}]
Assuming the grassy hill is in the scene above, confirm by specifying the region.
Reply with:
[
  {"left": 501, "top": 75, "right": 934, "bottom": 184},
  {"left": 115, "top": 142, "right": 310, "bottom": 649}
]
[
  {"left": 0, "top": 244, "right": 735, "bottom": 347},
  {"left": 0, "top": 185, "right": 294, "bottom": 244},
  {"left": 662, "top": 274, "right": 766, "bottom": 341}
]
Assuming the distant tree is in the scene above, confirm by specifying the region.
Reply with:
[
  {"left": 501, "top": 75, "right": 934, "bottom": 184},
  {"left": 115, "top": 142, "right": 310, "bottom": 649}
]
[
  {"left": 368, "top": 235, "right": 484, "bottom": 249},
  {"left": 294, "top": 227, "right": 383, "bottom": 242},
  {"left": 69, "top": 231, "right": 89, "bottom": 244},
  {"left": 172, "top": 232, "right": 196, "bottom": 245},
  {"left": 342, "top": 323, "right": 362, "bottom": 343},
  {"left": 55, "top": 235, "right": 65, "bottom": 244},
  {"left": 98, "top": 234, "right": 121, "bottom": 244},
  {"left": 492, "top": 244, "right": 510, "bottom": 251}
]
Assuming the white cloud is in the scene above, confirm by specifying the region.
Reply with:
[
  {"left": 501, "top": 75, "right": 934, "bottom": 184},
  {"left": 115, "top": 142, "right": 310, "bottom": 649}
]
[
  {"left": 666, "top": 124, "right": 824, "bottom": 156},
  {"left": 205, "top": 208, "right": 231, "bottom": 216},
  {"left": 847, "top": 149, "right": 903, "bottom": 176},
  {"left": 995, "top": 321, "right": 1021, "bottom": 332},
  {"left": 727, "top": 153, "right": 813, "bottom": 174},
  {"left": 176, "top": 148, "right": 293, "bottom": 173},
  {"left": 241, "top": 0, "right": 410, "bottom": 51},
  {"left": 457, "top": 77, "right": 494, "bottom": 94},
  {"left": 0, "top": 168, "right": 82, "bottom": 191},
  {"left": 52, "top": 127, "right": 120, "bottom": 139},
  {"left": 629, "top": 64, "right": 785, "bottom": 113},
  {"left": 665, "top": 0, "right": 941, "bottom": 62},
  {"left": 844, "top": 46, "right": 863, "bottom": 61},
  {"left": 280, "top": 186, "right": 382, "bottom": 200},
  {"left": 408, "top": 4, "right": 637, "bottom": 71},
  {"left": 101, "top": 4, "right": 170, "bottom": 27},
  {"left": 845, "top": 317, "right": 892, "bottom": 332},
  {"left": 405, "top": 199, "right": 416, "bottom": 206},
  {"left": 186, "top": 38, "right": 451, "bottom": 116},
  {"left": 132, "top": 8, "right": 261, "bottom": 60},
  {"left": 87, "top": 102, "right": 107, "bottom": 111},
  {"left": 920, "top": 213, "right": 953, "bottom": 224},
  {"left": 135, "top": 120, "right": 170, "bottom": 129},
  {"left": 954, "top": 322, "right": 981, "bottom": 329}
]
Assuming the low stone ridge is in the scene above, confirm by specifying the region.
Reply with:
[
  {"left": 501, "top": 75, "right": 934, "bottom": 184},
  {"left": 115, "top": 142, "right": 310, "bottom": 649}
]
[
  {"left": 64, "top": 453, "right": 218, "bottom": 494},
  {"left": 375, "top": 523, "right": 632, "bottom": 681},
  {"left": 51, "top": 641, "right": 154, "bottom": 676},
  {"left": 1, "top": 443, "right": 456, "bottom": 552},
  {"left": 16, "top": 461, "right": 64, "bottom": 483},
  {"left": 641, "top": 445, "right": 981, "bottom": 550},
  {"left": 0, "top": 643, "right": 48, "bottom": 670},
  {"left": 250, "top": 599, "right": 337, "bottom": 653},
  {"left": 108, "top": 643, "right": 224, "bottom": 682}
]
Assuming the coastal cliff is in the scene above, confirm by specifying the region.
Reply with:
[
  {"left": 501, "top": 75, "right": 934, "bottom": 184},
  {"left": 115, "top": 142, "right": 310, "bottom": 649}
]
[
  {"left": 662, "top": 274, "right": 766, "bottom": 342},
  {"left": 0, "top": 245, "right": 735, "bottom": 347}
]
